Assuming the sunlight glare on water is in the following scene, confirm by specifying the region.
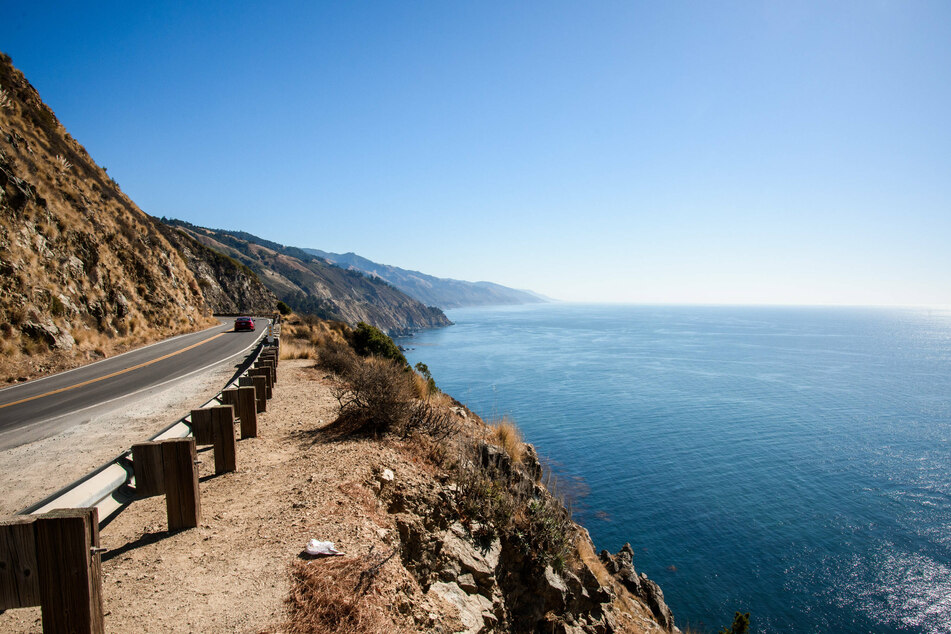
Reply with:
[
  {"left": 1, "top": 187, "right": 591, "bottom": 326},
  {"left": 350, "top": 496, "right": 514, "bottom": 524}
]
[{"left": 399, "top": 304, "right": 951, "bottom": 633}]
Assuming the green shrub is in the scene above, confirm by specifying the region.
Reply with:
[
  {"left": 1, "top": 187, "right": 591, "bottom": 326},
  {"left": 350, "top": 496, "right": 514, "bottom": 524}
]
[
  {"left": 512, "top": 497, "right": 572, "bottom": 572},
  {"left": 719, "top": 612, "right": 750, "bottom": 634},
  {"left": 454, "top": 459, "right": 515, "bottom": 543},
  {"left": 276, "top": 300, "right": 292, "bottom": 315},
  {"left": 350, "top": 322, "right": 407, "bottom": 366},
  {"left": 49, "top": 295, "right": 66, "bottom": 317}
]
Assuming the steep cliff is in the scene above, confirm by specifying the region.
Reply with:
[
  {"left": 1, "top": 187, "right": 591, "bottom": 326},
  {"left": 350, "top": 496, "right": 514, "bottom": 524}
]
[
  {"left": 0, "top": 53, "right": 217, "bottom": 381},
  {"left": 283, "top": 321, "right": 680, "bottom": 633},
  {"left": 155, "top": 222, "right": 276, "bottom": 315},
  {"left": 162, "top": 219, "right": 452, "bottom": 335}
]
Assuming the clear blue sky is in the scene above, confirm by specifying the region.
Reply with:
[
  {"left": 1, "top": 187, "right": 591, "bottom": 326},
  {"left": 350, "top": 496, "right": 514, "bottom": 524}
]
[{"left": 3, "top": 1, "right": 950, "bottom": 305}]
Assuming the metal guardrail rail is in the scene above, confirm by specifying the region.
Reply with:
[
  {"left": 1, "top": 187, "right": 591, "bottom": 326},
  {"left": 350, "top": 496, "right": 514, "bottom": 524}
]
[{"left": 17, "top": 319, "right": 280, "bottom": 527}]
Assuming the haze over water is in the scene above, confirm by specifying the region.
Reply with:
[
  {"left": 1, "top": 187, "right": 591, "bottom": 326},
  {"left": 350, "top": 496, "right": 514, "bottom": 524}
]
[{"left": 399, "top": 304, "right": 951, "bottom": 633}]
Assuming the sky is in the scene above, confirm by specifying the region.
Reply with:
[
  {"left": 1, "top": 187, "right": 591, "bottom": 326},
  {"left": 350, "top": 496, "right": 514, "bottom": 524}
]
[{"left": 2, "top": 1, "right": 950, "bottom": 306}]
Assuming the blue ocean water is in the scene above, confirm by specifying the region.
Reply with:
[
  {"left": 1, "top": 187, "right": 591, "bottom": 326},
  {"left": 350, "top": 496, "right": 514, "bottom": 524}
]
[{"left": 397, "top": 304, "right": 951, "bottom": 633}]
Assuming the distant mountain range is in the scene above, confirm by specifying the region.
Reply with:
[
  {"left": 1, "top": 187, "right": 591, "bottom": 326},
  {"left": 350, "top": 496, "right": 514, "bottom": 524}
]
[
  {"left": 161, "top": 221, "right": 451, "bottom": 335},
  {"left": 304, "top": 249, "right": 548, "bottom": 310}
]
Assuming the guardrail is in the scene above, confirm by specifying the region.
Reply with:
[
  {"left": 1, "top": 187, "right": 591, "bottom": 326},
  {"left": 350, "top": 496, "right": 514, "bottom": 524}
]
[{"left": 1, "top": 313, "right": 283, "bottom": 631}]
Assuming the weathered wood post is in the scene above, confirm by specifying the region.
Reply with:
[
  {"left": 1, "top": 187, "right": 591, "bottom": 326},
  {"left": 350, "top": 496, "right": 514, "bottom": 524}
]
[
  {"left": 256, "top": 358, "right": 277, "bottom": 385},
  {"left": 222, "top": 386, "right": 257, "bottom": 438},
  {"left": 131, "top": 441, "right": 165, "bottom": 497},
  {"left": 34, "top": 507, "right": 104, "bottom": 634},
  {"left": 239, "top": 375, "right": 267, "bottom": 413},
  {"left": 162, "top": 438, "right": 201, "bottom": 531},
  {"left": 0, "top": 516, "right": 40, "bottom": 612},
  {"left": 249, "top": 367, "right": 272, "bottom": 399},
  {"left": 189, "top": 409, "right": 214, "bottom": 445},
  {"left": 210, "top": 405, "right": 237, "bottom": 474}
]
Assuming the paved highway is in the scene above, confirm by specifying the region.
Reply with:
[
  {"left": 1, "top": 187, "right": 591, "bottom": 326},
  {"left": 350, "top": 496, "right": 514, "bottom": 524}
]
[{"left": 0, "top": 317, "right": 267, "bottom": 444}]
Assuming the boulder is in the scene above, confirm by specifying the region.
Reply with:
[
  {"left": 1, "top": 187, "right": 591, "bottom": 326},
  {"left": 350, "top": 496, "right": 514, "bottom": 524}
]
[
  {"left": 428, "top": 581, "right": 495, "bottom": 634},
  {"left": 440, "top": 522, "right": 501, "bottom": 589},
  {"left": 542, "top": 565, "right": 568, "bottom": 612},
  {"left": 600, "top": 543, "right": 642, "bottom": 595},
  {"left": 21, "top": 319, "right": 74, "bottom": 350},
  {"left": 479, "top": 442, "right": 512, "bottom": 476},
  {"left": 457, "top": 572, "right": 479, "bottom": 594},
  {"left": 522, "top": 444, "right": 543, "bottom": 482}
]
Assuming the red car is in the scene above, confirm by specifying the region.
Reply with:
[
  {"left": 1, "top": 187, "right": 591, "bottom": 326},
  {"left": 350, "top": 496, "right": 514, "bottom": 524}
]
[{"left": 234, "top": 316, "right": 255, "bottom": 332}]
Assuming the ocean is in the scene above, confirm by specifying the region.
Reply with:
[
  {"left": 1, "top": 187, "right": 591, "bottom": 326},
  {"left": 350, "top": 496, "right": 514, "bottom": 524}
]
[{"left": 397, "top": 304, "right": 951, "bottom": 633}]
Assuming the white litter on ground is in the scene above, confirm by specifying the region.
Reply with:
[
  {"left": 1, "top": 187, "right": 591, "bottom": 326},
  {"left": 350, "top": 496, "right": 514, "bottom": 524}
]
[{"left": 305, "top": 539, "right": 343, "bottom": 556}]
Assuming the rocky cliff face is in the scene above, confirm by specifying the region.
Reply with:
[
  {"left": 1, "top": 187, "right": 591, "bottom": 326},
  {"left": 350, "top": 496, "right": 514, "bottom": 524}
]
[
  {"left": 0, "top": 53, "right": 218, "bottom": 381},
  {"left": 376, "top": 442, "right": 678, "bottom": 633},
  {"left": 163, "top": 219, "right": 452, "bottom": 335},
  {"left": 156, "top": 222, "right": 276, "bottom": 315}
]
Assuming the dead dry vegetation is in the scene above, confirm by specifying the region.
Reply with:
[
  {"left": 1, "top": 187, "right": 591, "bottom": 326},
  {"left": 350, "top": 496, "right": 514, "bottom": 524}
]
[{"left": 0, "top": 53, "right": 216, "bottom": 382}]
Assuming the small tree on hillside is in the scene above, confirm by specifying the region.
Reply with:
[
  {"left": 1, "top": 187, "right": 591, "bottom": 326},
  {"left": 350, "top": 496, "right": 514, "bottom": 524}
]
[
  {"left": 719, "top": 611, "right": 750, "bottom": 634},
  {"left": 350, "top": 322, "right": 407, "bottom": 366}
]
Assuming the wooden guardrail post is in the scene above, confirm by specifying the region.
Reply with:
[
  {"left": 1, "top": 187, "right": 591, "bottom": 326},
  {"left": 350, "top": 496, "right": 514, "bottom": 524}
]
[
  {"left": 248, "top": 367, "right": 272, "bottom": 400},
  {"left": 131, "top": 441, "right": 165, "bottom": 497},
  {"left": 222, "top": 387, "right": 257, "bottom": 438},
  {"left": 187, "top": 407, "right": 236, "bottom": 474},
  {"left": 162, "top": 438, "right": 200, "bottom": 531},
  {"left": 210, "top": 405, "right": 237, "bottom": 474},
  {"left": 189, "top": 409, "right": 214, "bottom": 445},
  {"left": 0, "top": 516, "right": 40, "bottom": 611},
  {"left": 256, "top": 358, "right": 277, "bottom": 385},
  {"left": 240, "top": 376, "right": 267, "bottom": 413},
  {"left": 34, "top": 507, "right": 104, "bottom": 634}
]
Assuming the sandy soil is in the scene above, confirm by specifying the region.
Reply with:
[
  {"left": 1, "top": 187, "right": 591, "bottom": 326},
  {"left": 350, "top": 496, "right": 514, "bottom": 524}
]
[{"left": 0, "top": 360, "right": 440, "bottom": 633}]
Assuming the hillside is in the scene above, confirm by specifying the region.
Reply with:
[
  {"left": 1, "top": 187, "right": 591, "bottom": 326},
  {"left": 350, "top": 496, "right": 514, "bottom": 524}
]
[
  {"left": 0, "top": 54, "right": 226, "bottom": 382},
  {"left": 155, "top": 222, "right": 276, "bottom": 314},
  {"left": 162, "top": 219, "right": 452, "bottom": 335},
  {"left": 306, "top": 248, "right": 548, "bottom": 309}
]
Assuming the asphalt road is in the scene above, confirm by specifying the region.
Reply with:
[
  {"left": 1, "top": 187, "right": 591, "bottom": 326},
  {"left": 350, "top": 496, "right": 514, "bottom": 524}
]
[{"left": 0, "top": 317, "right": 267, "bottom": 444}]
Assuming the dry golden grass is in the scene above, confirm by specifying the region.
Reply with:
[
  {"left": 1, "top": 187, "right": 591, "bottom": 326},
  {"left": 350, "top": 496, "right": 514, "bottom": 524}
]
[
  {"left": 411, "top": 372, "right": 431, "bottom": 400},
  {"left": 0, "top": 55, "right": 219, "bottom": 383},
  {"left": 280, "top": 338, "right": 317, "bottom": 360},
  {"left": 284, "top": 553, "right": 406, "bottom": 634},
  {"left": 489, "top": 416, "right": 525, "bottom": 464},
  {"left": 282, "top": 316, "right": 351, "bottom": 349}
]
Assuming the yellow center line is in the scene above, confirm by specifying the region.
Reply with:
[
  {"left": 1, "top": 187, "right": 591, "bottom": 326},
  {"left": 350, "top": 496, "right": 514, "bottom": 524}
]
[{"left": 0, "top": 331, "right": 229, "bottom": 411}]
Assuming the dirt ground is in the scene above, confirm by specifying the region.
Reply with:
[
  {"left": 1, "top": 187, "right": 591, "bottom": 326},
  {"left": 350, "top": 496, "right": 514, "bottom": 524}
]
[{"left": 0, "top": 359, "right": 443, "bottom": 633}]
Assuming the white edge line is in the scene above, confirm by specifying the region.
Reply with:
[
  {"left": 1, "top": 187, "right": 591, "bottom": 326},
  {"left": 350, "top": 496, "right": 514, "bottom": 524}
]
[
  {"left": 0, "top": 319, "right": 231, "bottom": 395},
  {"left": 0, "top": 327, "right": 267, "bottom": 439}
]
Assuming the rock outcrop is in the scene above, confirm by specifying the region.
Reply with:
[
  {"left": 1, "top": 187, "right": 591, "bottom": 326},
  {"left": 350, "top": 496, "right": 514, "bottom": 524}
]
[
  {"left": 601, "top": 545, "right": 676, "bottom": 632},
  {"left": 156, "top": 222, "right": 276, "bottom": 314},
  {"left": 373, "top": 444, "right": 678, "bottom": 633}
]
